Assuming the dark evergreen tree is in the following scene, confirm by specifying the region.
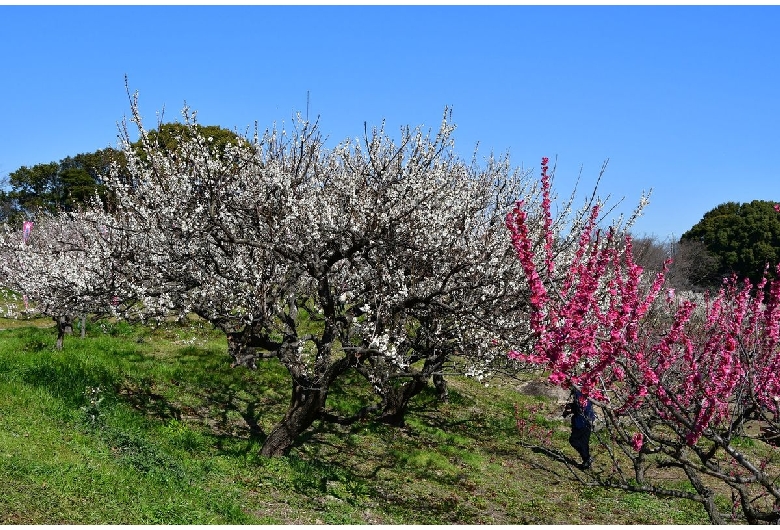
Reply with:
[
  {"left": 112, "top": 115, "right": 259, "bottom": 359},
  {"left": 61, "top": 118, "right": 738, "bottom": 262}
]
[
  {"left": 681, "top": 200, "right": 780, "bottom": 286},
  {"left": 3, "top": 123, "right": 242, "bottom": 221},
  {"left": 6, "top": 149, "right": 123, "bottom": 219}
]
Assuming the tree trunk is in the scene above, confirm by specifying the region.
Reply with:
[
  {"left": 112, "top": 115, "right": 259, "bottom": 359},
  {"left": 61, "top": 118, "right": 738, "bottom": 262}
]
[
  {"left": 433, "top": 373, "right": 448, "bottom": 402},
  {"left": 683, "top": 464, "right": 724, "bottom": 524},
  {"left": 260, "top": 379, "right": 327, "bottom": 457},
  {"left": 54, "top": 315, "right": 73, "bottom": 351},
  {"left": 377, "top": 358, "right": 448, "bottom": 426},
  {"left": 378, "top": 377, "right": 427, "bottom": 427},
  {"left": 224, "top": 320, "right": 277, "bottom": 369},
  {"left": 633, "top": 450, "right": 646, "bottom": 484},
  {"left": 226, "top": 328, "right": 258, "bottom": 369},
  {"left": 259, "top": 339, "right": 354, "bottom": 457}
]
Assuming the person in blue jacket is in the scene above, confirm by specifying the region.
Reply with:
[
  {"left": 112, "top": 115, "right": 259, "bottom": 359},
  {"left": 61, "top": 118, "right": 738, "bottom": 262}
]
[{"left": 563, "top": 388, "right": 596, "bottom": 469}]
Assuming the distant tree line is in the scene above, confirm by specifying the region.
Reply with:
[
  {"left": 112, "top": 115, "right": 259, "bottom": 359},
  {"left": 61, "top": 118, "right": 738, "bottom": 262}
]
[
  {"left": 0, "top": 148, "right": 120, "bottom": 221},
  {"left": 0, "top": 123, "right": 242, "bottom": 223}
]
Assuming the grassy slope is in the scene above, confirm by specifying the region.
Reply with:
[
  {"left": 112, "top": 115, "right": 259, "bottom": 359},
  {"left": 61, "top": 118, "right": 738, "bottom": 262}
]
[{"left": 0, "top": 320, "right": 710, "bottom": 524}]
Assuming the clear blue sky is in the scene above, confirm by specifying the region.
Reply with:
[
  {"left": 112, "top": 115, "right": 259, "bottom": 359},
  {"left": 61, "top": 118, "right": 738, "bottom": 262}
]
[{"left": 2, "top": 5, "right": 779, "bottom": 241}]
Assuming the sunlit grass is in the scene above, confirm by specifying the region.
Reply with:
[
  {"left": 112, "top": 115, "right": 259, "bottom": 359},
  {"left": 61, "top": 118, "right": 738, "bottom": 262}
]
[{"left": 0, "top": 319, "right": 711, "bottom": 523}]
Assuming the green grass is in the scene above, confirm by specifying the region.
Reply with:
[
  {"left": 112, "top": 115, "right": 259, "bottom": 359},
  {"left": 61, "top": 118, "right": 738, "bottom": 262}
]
[{"left": 0, "top": 321, "right": 711, "bottom": 524}]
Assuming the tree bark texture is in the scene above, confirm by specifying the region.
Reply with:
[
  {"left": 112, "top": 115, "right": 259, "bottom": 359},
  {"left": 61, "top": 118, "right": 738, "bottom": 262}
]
[{"left": 54, "top": 315, "right": 73, "bottom": 350}]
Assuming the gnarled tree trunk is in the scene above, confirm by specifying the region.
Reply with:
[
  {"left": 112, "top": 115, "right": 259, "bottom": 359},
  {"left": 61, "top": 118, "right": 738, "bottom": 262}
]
[
  {"left": 260, "top": 377, "right": 328, "bottom": 457},
  {"left": 260, "top": 353, "right": 353, "bottom": 457},
  {"left": 376, "top": 357, "right": 449, "bottom": 426},
  {"left": 378, "top": 377, "right": 427, "bottom": 427},
  {"left": 433, "top": 372, "right": 448, "bottom": 402}
]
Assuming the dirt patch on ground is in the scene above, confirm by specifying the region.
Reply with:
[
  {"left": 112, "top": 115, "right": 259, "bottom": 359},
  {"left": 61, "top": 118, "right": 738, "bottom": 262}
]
[{"left": 516, "top": 380, "right": 570, "bottom": 404}]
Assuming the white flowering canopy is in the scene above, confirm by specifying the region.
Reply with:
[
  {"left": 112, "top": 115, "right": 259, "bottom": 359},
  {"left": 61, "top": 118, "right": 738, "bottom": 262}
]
[
  {"left": 0, "top": 89, "right": 650, "bottom": 453},
  {"left": 0, "top": 211, "right": 118, "bottom": 317}
]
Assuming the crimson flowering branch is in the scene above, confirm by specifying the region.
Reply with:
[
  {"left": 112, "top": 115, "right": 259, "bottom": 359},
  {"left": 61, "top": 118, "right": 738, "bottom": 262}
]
[
  {"left": 505, "top": 199, "right": 548, "bottom": 342},
  {"left": 540, "top": 157, "right": 554, "bottom": 278},
  {"left": 506, "top": 159, "right": 666, "bottom": 394}
]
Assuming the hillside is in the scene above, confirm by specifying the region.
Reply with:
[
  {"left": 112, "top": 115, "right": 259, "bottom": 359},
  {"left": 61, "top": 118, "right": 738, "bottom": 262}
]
[{"left": 0, "top": 319, "right": 709, "bottom": 524}]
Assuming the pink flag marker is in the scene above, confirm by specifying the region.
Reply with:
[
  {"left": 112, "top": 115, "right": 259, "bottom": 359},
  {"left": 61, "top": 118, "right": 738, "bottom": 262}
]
[{"left": 22, "top": 221, "right": 33, "bottom": 243}]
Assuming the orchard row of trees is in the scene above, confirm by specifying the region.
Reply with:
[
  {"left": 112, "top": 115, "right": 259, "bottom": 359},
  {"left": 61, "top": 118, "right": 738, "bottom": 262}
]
[
  {"left": 7, "top": 151, "right": 775, "bottom": 294},
  {"left": 5, "top": 92, "right": 613, "bottom": 457},
  {"left": 1, "top": 89, "right": 779, "bottom": 522}
]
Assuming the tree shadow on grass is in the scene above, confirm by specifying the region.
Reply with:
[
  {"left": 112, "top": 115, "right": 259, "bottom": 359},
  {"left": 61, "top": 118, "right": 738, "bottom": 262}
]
[
  {"left": 525, "top": 443, "right": 585, "bottom": 477},
  {"left": 299, "top": 419, "right": 556, "bottom": 524},
  {"left": 117, "top": 380, "right": 184, "bottom": 422},
  {"left": 109, "top": 344, "right": 275, "bottom": 457}
]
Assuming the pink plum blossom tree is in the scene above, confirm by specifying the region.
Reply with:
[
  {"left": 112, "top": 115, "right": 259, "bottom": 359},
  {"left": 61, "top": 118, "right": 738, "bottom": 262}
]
[{"left": 506, "top": 158, "right": 780, "bottom": 524}]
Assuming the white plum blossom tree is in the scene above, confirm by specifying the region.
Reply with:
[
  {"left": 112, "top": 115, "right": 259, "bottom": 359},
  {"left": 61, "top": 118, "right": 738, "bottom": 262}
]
[
  {"left": 105, "top": 96, "right": 542, "bottom": 454},
  {"left": 0, "top": 209, "right": 129, "bottom": 349},
  {"left": 105, "top": 92, "right": 650, "bottom": 456}
]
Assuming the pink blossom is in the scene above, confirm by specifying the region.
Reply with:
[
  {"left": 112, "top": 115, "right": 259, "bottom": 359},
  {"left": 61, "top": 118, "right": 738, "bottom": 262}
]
[{"left": 631, "top": 432, "right": 644, "bottom": 452}]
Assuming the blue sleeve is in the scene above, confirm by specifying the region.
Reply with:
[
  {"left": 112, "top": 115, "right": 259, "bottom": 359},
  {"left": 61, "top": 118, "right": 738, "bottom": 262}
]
[{"left": 584, "top": 400, "right": 595, "bottom": 421}]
